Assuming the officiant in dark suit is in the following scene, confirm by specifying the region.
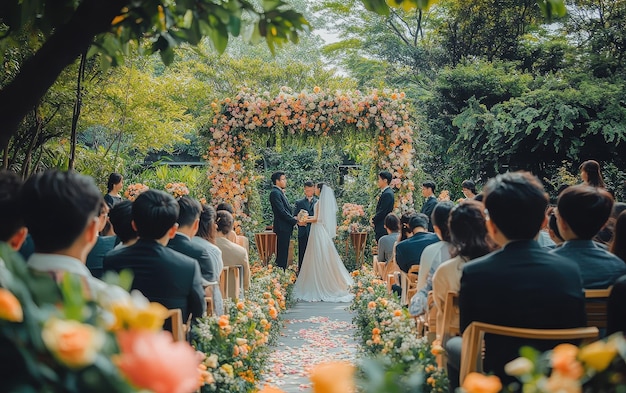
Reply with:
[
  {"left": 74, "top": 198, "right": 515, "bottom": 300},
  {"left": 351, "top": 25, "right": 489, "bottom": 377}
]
[
  {"left": 269, "top": 171, "right": 299, "bottom": 269},
  {"left": 293, "top": 181, "right": 317, "bottom": 272},
  {"left": 372, "top": 171, "right": 395, "bottom": 242}
]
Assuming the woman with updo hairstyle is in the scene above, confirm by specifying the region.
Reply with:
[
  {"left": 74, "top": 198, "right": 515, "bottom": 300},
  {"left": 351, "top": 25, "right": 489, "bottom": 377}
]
[
  {"left": 192, "top": 204, "right": 224, "bottom": 315},
  {"left": 214, "top": 210, "right": 250, "bottom": 299},
  {"left": 432, "top": 200, "right": 495, "bottom": 340},
  {"left": 104, "top": 173, "right": 123, "bottom": 208},
  {"left": 579, "top": 160, "right": 606, "bottom": 188}
]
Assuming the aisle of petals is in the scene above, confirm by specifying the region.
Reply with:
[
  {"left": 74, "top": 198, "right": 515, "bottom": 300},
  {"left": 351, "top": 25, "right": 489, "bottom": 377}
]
[{"left": 262, "top": 315, "right": 358, "bottom": 390}]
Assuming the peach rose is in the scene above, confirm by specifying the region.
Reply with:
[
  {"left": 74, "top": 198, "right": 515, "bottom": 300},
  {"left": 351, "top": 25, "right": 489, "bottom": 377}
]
[
  {"left": 545, "top": 371, "right": 582, "bottom": 393},
  {"left": 41, "top": 318, "right": 104, "bottom": 369},
  {"left": 116, "top": 330, "right": 200, "bottom": 393},
  {"left": 0, "top": 288, "right": 23, "bottom": 322},
  {"left": 310, "top": 361, "right": 355, "bottom": 393},
  {"left": 552, "top": 343, "right": 583, "bottom": 379},
  {"left": 258, "top": 384, "right": 287, "bottom": 393},
  {"left": 461, "top": 372, "right": 502, "bottom": 393}
]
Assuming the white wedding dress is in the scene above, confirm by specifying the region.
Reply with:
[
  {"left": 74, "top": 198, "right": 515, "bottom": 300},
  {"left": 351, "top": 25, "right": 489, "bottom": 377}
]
[{"left": 292, "top": 185, "right": 354, "bottom": 302}]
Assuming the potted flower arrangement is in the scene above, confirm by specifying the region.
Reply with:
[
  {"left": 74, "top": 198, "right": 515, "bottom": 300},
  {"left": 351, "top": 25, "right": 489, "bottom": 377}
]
[
  {"left": 166, "top": 182, "right": 190, "bottom": 199},
  {"left": 0, "top": 243, "right": 203, "bottom": 393},
  {"left": 123, "top": 183, "right": 149, "bottom": 201}
]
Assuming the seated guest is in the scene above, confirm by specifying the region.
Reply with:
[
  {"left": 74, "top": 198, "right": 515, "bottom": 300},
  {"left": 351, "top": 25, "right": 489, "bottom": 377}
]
[
  {"left": 0, "top": 170, "right": 28, "bottom": 252},
  {"left": 377, "top": 213, "right": 400, "bottom": 264},
  {"left": 394, "top": 213, "right": 439, "bottom": 273},
  {"left": 596, "top": 202, "right": 626, "bottom": 245},
  {"left": 432, "top": 200, "right": 495, "bottom": 341},
  {"left": 551, "top": 185, "right": 626, "bottom": 288},
  {"left": 167, "top": 196, "right": 215, "bottom": 287},
  {"left": 610, "top": 211, "right": 626, "bottom": 262},
  {"left": 108, "top": 200, "right": 137, "bottom": 249},
  {"left": 409, "top": 201, "right": 455, "bottom": 316},
  {"left": 446, "top": 172, "right": 586, "bottom": 391},
  {"left": 546, "top": 207, "right": 564, "bottom": 247},
  {"left": 216, "top": 202, "right": 250, "bottom": 253},
  {"left": 21, "top": 170, "right": 128, "bottom": 304},
  {"left": 607, "top": 274, "right": 626, "bottom": 334},
  {"left": 215, "top": 210, "right": 250, "bottom": 299},
  {"left": 85, "top": 202, "right": 116, "bottom": 279},
  {"left": 192, "top": 204, "right": 224, "bottom": 316},
  {"left": 104, "top": 190, "right": 205, "bottom": 324}
]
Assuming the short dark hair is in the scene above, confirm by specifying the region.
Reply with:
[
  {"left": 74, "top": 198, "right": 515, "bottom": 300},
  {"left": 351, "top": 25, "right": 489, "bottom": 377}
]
[
  {"left": 0, "top": 170, "right": 24, "bottom": 241},
  {"left": 271, "top": 171, "right": 286, "bottom": 185},
  {"left": 107, "top": 172, "right": 123, "bottom": 192},
  {"left": 132, "top": 190, "right": 179, "bottom": 239},
  {"left": 378, "top": 171, "right": 392, "bottom": 185},
  {"left": 461, "top": 180, "right": 476, "bottom": 194},
  {"left": 216, "top": 210, "right": 234, "bottom": 235},
  {"left": 432, "top": 201, "right": 454, "bottom": 242},
  {"left": 216, "top": 202, "right": 234, "bottom": 214},
  {"left": 548, "top": 210, "right": 563, "bottom": 242},
  {"left": 449, "top": 200, "right": 493, "bottom": 260},
  {"left": 108, "top": 200, "right": 136, "bottom": 243},
  {"left": 21, "top": 170, "right": 102, "bottom": 252},
  {"left": 384, "top": 213, "right": 400, "bottom": 232},
  {"left": 557, "top": 185, "right": 614, "bottom": 239},
  {"left": 408, "top": 213, "right": 429, "bottom": 231},
  {"left": 422, "top": 181, "right": 436, "bottom": 193},
  {"left": 197, "top": 204, "right": 216, "bottom": 240},
  {"left": 483, "top": 171, "right": 548, "bottom": 240},
  {"left": 612, "top": 202, "right": 626, "bottom": 219},
  {"left": 304, "top": 181, "right": 315, "bottom": 188},
  {"left": 177, "top": 196, "right": 201, "bottom": 227}
]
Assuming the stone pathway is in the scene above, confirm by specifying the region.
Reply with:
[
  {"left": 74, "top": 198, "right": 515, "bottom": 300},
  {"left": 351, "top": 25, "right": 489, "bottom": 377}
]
[{"left": 261, "top": 301, "right": 358, "bottom": 392}]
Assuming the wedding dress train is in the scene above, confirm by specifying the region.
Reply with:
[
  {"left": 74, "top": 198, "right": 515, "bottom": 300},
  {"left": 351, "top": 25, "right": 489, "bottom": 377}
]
[{"left": 292, "top": 185, "right": 354, "bottom": 302}]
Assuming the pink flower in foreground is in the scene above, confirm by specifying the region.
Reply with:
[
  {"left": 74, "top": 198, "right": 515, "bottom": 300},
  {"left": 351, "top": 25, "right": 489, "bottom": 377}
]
[{"left": 116, "top": 330, "right": 200, "bottom": 393}]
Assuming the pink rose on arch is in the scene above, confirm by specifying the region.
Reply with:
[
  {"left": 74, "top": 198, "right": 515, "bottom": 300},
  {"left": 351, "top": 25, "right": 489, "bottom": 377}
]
[
  {"left": 390, "top": 178, "right": 401, "bottom": 189},
  {"left": 116, "top": 330, "right": 200, "bottom": 393}
]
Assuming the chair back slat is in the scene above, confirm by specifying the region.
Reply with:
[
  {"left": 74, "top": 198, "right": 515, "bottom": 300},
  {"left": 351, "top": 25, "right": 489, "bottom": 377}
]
[{"left": 584, "top": 287, "right": 612, "bottom": 329}]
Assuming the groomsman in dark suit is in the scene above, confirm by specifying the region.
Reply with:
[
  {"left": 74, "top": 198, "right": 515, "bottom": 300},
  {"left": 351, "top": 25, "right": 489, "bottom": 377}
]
[
  {"left": 372, "top": 171, "right": 395, "bottom": 242},
  {"left": 293, "top": 181, "right": 317, "bottom": 272},
  {"left": 269, "top": 171, "right": 299, "bottom": 269},
  {"left": 420, "top": 180, "right": 437, "bottom": 232},
  {"left": 104, "top": 190, "right": 206, "bottom": 327}
]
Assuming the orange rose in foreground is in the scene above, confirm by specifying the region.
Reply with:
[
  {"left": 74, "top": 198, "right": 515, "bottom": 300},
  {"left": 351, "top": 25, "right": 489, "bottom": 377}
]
[
  {"left": 0, "top": 288, "right": 23, "bottom": 322},
  {"left": 257, "top": 385, "right": 287, "bottom": 393},
  {"left": 41, "top": 318, "right": 104, "bottom": 369},
  {"left": 310, "top": 361, "right": 355, "bottom": 393},
  {"left": 461, "top": 372, "right": 502, "bottom": 393},
  {"left": 116, "top": 330, "right": 200, "bottom": 393},
  {"left": 552, "top": 343, "right": 583, "bottom": 379}
]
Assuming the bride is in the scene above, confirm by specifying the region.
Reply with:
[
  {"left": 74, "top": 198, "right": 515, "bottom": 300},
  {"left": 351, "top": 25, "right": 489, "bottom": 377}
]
[{"left": 292, "top": 183, "right": 354, "bottom": 302}]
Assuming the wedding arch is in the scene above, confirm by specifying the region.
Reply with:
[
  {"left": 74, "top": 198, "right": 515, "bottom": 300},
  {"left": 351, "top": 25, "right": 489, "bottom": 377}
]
[{"left": 205, "top": 87, "right": 418, "bottom": 224}]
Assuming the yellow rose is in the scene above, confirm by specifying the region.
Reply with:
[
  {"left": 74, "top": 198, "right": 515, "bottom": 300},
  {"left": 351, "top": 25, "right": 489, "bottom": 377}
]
[
  {"left": 504, "top": 357, "right": 534, "bottom": 376},
  {"left": 206, "top": 354, "right": 219, "bottom": 368},
  {"left": 42, "top": 318, "right": 104, "bottom": 369},
  {"left": 0, "top": 288, "right": 23, "bottom": 322},
  {"left": 578, "top": 339, "right": 619, "bottom": 372},
  {"left": 221, "top": 364, "right": 234, "bottom": 378}
]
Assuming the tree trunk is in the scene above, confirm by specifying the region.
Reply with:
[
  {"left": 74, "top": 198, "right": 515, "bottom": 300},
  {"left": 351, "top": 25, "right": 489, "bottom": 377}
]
[
  {"left": 68, "top": 51, "right": 87, "bottom": 171},
  {"left": 0, "top": 0, "right": 126, "bottom": 150},
  {"left": 21, "top": 110, "right": 43, "bottom": 179}
]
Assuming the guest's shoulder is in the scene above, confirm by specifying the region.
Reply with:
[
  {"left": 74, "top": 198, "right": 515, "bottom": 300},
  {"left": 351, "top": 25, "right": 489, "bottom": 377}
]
[{"left": 162, "top": 246, "right": 198, "bottom": 266}]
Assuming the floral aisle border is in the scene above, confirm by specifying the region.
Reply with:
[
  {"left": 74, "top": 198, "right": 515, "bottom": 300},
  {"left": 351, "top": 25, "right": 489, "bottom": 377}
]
[
  {"left": 350, "top": 268, "right": 448, "bottom": 392},
  {"left": 206, "top": 87, "right": 417, "bottom": 224}
]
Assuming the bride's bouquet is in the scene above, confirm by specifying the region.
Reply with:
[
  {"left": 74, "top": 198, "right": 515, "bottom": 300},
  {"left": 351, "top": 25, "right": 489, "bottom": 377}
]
[{"left": 297, "top": 209, "right": 309, "bottom": 223}]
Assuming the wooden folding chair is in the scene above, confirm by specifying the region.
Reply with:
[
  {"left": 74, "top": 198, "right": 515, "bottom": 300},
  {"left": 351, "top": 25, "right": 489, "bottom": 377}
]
[
  {"left": 220, "top": 266, "right": 241, "bottom": 300},
  {"left": 438, "top": 291, "right": 460, "bottom": 367},
  {"left": 405, "top": 264, "right": 420, "bottom": 302},
  {"left": 165, "top": 308, "right": 185, "bottom": 342},
  {"left": 254, "top": 232, "right": 276, "bottom": 265},
  {"left": 584, "top": 287, "right": 612, "bottom": 329},
  {"left": 459, "top": 321, "right": 599, "bottom": 385}
]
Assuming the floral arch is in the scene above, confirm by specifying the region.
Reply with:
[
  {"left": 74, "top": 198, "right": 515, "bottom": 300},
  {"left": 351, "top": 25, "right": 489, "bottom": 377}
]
[{"left": 205, "top": 87, "right": 418, "bottom": 225}]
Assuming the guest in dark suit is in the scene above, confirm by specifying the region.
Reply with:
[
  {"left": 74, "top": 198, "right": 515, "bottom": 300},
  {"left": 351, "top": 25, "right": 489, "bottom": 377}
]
[
  {"left": 86, "top": 202, "right": 116, "bottom": 279},
  {"left": 420, "top": 180, "right": 437, "bottom": 232},
  {"left": 551, "top": 185, "right": 626, "bottom": 288},
  {"left": 394, "top": 213, "right": 439, "bottom": 273},
  {"left": 269, "top": 171, "right": 299, "bottom": 269},
  {"left": 607, "top": 274, "right": 626, "bottom": 334},
  {"left": 167, "top": 196, "right": 216, "bottom": 286},
  {"left": 104, "top": 190, "right": 205, "bottom": 326},
  {"left": 293, "top": 181, "right": 317, "bottom": 272},
  {"left": 372, "top": 171, "right": 395, "bottom": 242},
  {"left": 108, "top": 200, "right": 137, "bottom": 248},
  {"left": 446, "top": 172, "right": 586, "bottom": 391}
]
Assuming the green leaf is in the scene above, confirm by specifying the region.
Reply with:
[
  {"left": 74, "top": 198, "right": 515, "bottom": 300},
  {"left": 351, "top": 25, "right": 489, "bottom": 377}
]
[
  {"left": 160, "top": 46, "right": 175, "bottom": 65},
  {"left": 360, "top": 0, "right": 391, "bottom": 15}
]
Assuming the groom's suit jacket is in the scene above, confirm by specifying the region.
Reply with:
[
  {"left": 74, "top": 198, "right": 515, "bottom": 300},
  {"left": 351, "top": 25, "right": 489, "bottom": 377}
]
[
  {"left": 372, "top": 187, "right": 394, "bottom": 241},
  {"left": 270, "top": 186, "right": 297, "bottom": 233},
  {"left": 293, "top": 196, "right": 317, "bottom": 239}
]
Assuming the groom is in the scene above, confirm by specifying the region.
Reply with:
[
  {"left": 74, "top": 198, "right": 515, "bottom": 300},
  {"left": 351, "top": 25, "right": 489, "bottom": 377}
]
[
  {"left": 269, "top": 171, "right": 299, "bottom": 269},
  {"left": 293, "top": 181, "right": 317, "bottom": 272}
]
